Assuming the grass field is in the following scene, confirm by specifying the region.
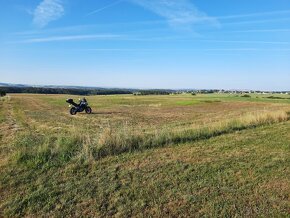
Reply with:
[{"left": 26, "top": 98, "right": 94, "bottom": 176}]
[{"left": 0, "top": 93, "right": 290, "bottom": 217}]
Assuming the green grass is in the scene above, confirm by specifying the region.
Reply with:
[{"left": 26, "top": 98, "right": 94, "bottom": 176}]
[
  {"left": 1, "top": 122, "right": 289, "bottom": 217},
  {"left": 0, "top": 93, "right": 290, "bottom": 217},
  {"left": 175, "top": 100, "right": 200, "bottom": 106},
  {"left": 201, "top": 93, "right": 290, "bottom": 104}
]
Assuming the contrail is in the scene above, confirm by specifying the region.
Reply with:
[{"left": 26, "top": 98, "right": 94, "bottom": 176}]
[{"left": 86, "top": 0, "right": 123, "bottom": 16}]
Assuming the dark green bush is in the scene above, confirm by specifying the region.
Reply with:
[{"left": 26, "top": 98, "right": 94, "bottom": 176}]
[
  {"left": 241, "top": 94, "right": 251, "bottom": 98},
  {"left": 0, "top": 91, "right": 6, "bottom": 97}
]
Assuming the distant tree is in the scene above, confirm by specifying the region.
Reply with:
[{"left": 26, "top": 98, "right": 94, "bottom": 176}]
[{"left": 0, "top": 91, "right": 6, "bottom": 97}]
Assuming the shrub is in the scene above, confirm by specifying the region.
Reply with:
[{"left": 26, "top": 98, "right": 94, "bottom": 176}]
[
  {"left": 0, "top": 91, "right": 6, "bottom": 97},
  {"left": 241, "top": 94, "right": 251, "bottom": 98},
  {"left": 266, "top": 96, "right": 290, "bottom": 100}
]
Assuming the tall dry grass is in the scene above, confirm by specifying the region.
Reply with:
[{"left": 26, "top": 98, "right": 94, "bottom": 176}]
[
  {"left": 84, "top": 110, "right": 290, "bottom": 160},
  {"left": 12, "top": 110, "right": 289, "bottom": 167}
]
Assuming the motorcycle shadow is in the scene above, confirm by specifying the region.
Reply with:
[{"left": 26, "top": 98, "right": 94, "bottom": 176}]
[{"left": 90, "top": 111, "right": 124, "bottom": 115}]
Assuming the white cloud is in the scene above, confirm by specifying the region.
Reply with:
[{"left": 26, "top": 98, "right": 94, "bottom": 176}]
[
  {"left": 33, "top": 0, "right": 64, "bottom": 28},
  {"left": 130, "top": 0, "right": 218, "bottom": 29}
]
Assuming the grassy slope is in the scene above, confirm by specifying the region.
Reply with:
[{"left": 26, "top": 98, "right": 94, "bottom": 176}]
[
  {"left": 1, "top": 122, "right": 289, "bottom": 217},
  {"left": 0, "top": 94, "right": 290, "bottom": 217}
]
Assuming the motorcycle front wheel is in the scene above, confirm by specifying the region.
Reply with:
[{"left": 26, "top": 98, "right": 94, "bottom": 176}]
[
  {"left": 85, "top": 107, "right": 92, "bottom": 114},
  {"left": 70, "top": 107, "right": 77, "bottom": 115}
]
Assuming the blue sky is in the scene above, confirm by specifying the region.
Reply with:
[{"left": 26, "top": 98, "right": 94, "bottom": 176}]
[{"left": 1, "top": 0, "right": 290, "bottom": 90}]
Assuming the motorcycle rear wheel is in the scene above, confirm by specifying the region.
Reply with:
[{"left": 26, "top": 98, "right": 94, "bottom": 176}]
[{"left": 70, "top": 107, "right": 77, "bottom": 115}]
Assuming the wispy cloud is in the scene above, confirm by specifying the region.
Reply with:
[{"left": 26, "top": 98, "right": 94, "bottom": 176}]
[
  {"left": 72, "top": 48, "right": 290, "bottom": 53},
  {"left": 199, "top": 39, "right": 290, "bottom": 45},
  {"left": 217, "top": 10, "right": 290, "bottom": 20},
  {"left": 214, "top": 10, "right": 290, "bottom": 27},
  {"left": 232, "top": 28, "right": 290, "bottom": 33},
  {"left": 200, "top": 48, "right": 290, "bottom": 52},
  {"left": 33, "top": 0, "right": 64, "bottom": 28},
  {"left": 15, "top": 34, "right": 123, "bottom": 43},
  {"left": 222, "top": 17, "right": 290, "bottom": 26},
  {"left": 130, "top": 0, "right": 218, "bottom": 29}
]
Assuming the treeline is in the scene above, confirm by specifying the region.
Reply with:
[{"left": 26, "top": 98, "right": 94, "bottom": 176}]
[
  {"left": 0, "top": 87, "right": 133, "bottom": 96},
  {"left": 173, "top": 90, "right": 218, "bottom": 95},
  {"left": 133, "top": 90, "right": 173, "bottom": 95},
  {"left": 0, "top": 87, "right": 175, "bottom": 96}
]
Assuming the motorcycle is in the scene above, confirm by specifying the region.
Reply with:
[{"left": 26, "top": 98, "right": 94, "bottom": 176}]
[{"left": 66, "top": 98, "right": 92, "bottom": 115}]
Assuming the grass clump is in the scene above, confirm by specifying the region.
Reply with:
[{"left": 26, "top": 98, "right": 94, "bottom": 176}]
[{"left": 12, "top": 133, "right": 82, "bottom": 169}]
